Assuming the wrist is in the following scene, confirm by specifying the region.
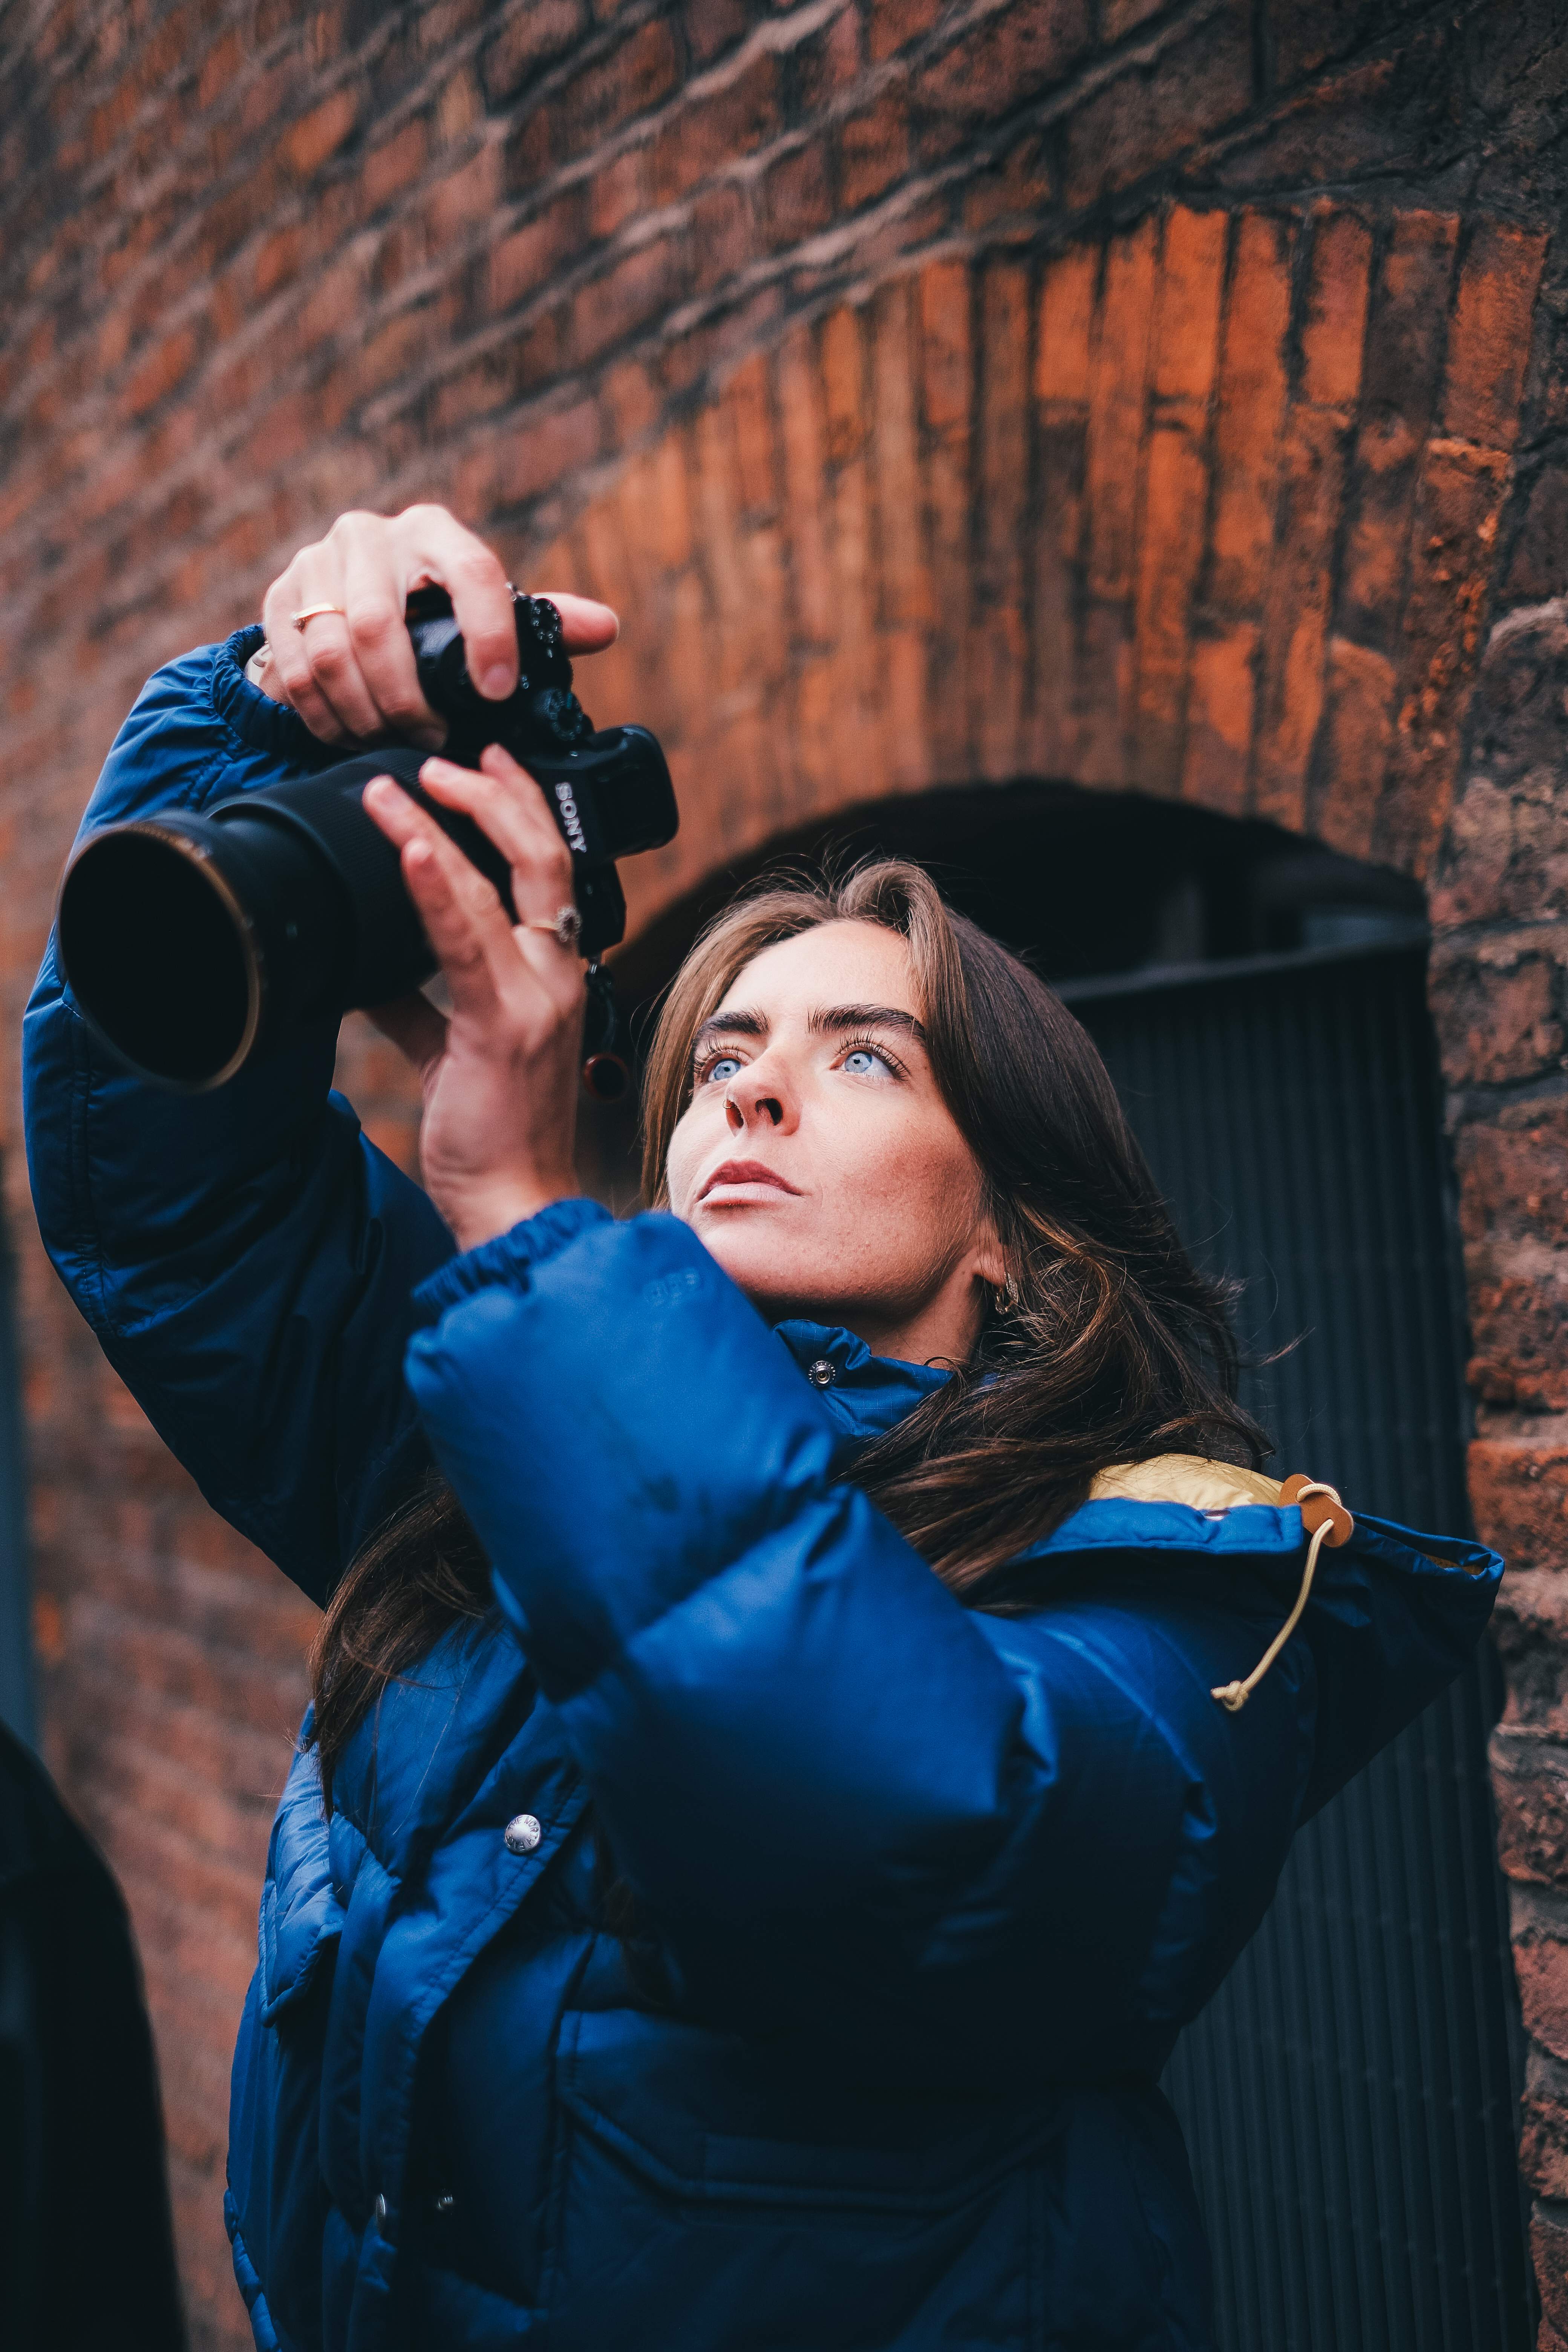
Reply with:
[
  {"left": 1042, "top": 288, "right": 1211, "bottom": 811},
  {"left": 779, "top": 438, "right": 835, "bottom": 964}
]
[{"left": 444, "top": 1173, "right": 578, "bottom": 1253}]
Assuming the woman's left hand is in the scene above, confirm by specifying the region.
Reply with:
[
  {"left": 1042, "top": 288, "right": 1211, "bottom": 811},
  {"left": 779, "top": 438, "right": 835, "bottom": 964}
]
[{"left": 362, "top": 747, "right": 585, "bottom": 1252}]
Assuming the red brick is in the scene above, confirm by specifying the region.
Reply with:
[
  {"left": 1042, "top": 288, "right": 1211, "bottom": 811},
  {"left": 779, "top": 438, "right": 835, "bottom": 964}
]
[
  {"left": 913, "top": 0, "right": 1091, "bottom": 161},
  {"left": 569, "top": 234, "right": 687, "bottom": 365},
  {"left": 1300, "top": 208, "right": 1373, "bottom": 410},
  {"left": 791, "top": 8, "right": 864, "bottom": 113},
  {"left": 491, "top": 398, "right": 604, "bottom": 511},
  {"left": 1378, "top": 437, "right": 1513, "bottom": 873},
  {"left": 1084, "top": 220, "right": 1156, "bottom": 606},
  {"left": 1126, "top": 209, "right": 1226, "bottom": 795},
  {"left": 761, "top": 140, "right": 832, "bottom": 247},
  {"left": 426, "top": 139, "right": 505, "bottom": 247},
  {"left": 1493, "top": 1568, "right": 1568, "bottom": 1734},
  {"left": 649, "top": 52, "right": 779, "bottom": 205},
  {"left": 919, "top": 258, "right": 972, "bottom": 783},
  {"left": 1505, "top": 462, "right": 1568, "bottom": 605},
  {"left": 971, "top": 262, "right": 1029, "bottom": 780},
  {"left": 690, "top": 181, "right": 753, "bottom": 296},
  {"left": 122, "top": 321, "right": 198, "bottom": 418},
  {"left": 1338, "top": 209, "right": 1459, "bottom": 654},
  {"left": 361, "top": 114, "right": 427, "bottom": 215},
  {"left": 1432, "top": 929, "right": 1567, "bottom": 1091},
  {"left": 869, "top": 0, "right": 942, "bottom": 62},
  {"left": 1080, "top": 218, "right": 1156, "bottom": 785},
  {"left": 869, "top": 277, "right": 932, "bottom": 784},
  {"left": 480, "top": 0, "right": 586, "bottom": 104},
  {"left": 489, "top": 190, "right": 587, "bottom": 314},
  {"left": 1152, "top": 206, "right": 1227, "bottom": 406},
  {"left": 1442, "top": 219, "right": 1549, "bottom": 453},
  {"left": 1254, "top": 404, "right": 1350, "bottom": 829},
  {"left": 685, "top": 0, "right": 750, "bottom": 67},
  {"left": 961, "top": 127, "right": 1053, "bottom": 233},
  {"left": 284, "top": 85, "right": 358, "bottom": 180},
  {"left": 1061, "top": 0, "right": 1253, "bottom": 207},
  {"left": 1531, "top": 2201, "right": 1568, "bottom": 2341},
  {"left": 729, "top": 351, "right": 779, "bottom": 516},
  {"left": 1182, "top": 628, "right": 1257, "bottom": 816},
  {"left": 560, "top": 17, "right": 680, "bottom": 159},
  {"left": 1313, "top": 636, "right": 1394, "bottom": 859},
  {"left": 1208, "top": 211, "right": 1294, "bottom": 619},
  {"left": 1521, "top": 2049, "right": 1568, "bottom": 2198},
  {"left": 839, "top": 89, "right": 909, "bottom": 212},
  {"left": 1458, "top": 1102, "right": 1568, "bottom": 1253},
  {"left": 1493, "top": 1729, "right": 1568, "bottom": 1883},
  {"left": 1470, "top": 1436, "right": 1568, "bottom": 1574},
  {"left": 587, "top": 143, "right": 646, "bottom": 241},
  {"left": 1027, "top": 242, "right": 1096, "bottom": 781}
]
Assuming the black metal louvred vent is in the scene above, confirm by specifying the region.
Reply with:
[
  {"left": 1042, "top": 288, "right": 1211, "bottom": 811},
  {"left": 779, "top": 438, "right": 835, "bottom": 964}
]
[{"left": 1062, "top": 941, "right": 1532, "bottom": 2352}]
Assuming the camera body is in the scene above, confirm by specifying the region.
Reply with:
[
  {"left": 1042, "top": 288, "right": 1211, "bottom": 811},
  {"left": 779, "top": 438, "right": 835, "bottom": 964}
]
[{"left": 56, "top": 591, "right": 677, "bottom": 1094}]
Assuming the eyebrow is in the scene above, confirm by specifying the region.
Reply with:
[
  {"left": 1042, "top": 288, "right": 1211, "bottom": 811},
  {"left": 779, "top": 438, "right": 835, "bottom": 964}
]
[{"left": 693, "top": 1002, "right": 928, "bottom": 1050}]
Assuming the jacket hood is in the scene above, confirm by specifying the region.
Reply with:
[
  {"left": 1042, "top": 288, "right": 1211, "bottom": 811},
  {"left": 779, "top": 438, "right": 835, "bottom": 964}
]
[{"left": 773, "top": 1324, "right": 1500, "bottom": 1821}]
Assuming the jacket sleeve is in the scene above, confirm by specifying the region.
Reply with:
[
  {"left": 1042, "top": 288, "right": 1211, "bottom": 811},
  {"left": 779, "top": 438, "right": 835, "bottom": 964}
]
[
  {"left": 406, "top": 1205, "right": 1311, "bottom": 2072},
  {"left": 23, "top": 634, "right": 454, "bottom": 1603}
]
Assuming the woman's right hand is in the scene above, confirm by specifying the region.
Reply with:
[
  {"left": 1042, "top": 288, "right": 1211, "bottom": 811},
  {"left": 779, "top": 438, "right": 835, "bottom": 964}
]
[{"left": 255, "top": 504, "right": 619, "bottom": 750}]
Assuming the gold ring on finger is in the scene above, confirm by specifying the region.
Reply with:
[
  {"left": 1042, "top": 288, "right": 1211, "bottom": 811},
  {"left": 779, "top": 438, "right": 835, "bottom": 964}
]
[
  {"left": 525, "top": 904, "right": 582, "bottom": 952},
  {"left": 291, "top": 603, "right": 347, "bottom": 631}
]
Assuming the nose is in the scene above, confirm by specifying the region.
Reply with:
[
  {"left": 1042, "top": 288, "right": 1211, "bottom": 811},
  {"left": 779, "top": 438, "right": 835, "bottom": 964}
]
[
  {"left": 724, "top": 1067, "right": 790, "bottom": 1132},
  {"left": 726, "top": 1089, "right": 784, "bottom": 1130}
]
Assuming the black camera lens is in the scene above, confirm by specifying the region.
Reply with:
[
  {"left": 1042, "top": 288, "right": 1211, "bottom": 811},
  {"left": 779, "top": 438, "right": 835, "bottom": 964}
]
[{"left": 57, "top": 593, "right": 677, "bottom": 1092}]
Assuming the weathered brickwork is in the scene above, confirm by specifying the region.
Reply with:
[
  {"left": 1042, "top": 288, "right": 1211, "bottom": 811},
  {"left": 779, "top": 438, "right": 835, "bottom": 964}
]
[{"left": 2, "top": 0, "right": 1567, "bottom": 2341}]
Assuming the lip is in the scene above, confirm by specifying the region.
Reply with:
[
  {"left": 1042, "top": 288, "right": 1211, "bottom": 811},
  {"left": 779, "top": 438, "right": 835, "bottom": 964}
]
[{"left": 697, "top": 1158, "right": 802, "bottom": 1205}]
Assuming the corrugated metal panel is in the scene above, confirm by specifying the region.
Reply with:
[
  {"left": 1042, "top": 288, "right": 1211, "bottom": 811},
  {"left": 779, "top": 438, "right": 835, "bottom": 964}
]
[{"left": 1063, "top": 942, "right": 1532, "bottom": 2352}]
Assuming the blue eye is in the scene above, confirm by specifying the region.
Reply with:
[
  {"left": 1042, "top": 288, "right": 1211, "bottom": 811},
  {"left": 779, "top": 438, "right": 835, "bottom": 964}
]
[
  {"left": 703, "top": 1053, "right": 743, "bottom": 1085},
  {"left": 842, "top": 1046, "right": 892, "bottom": 1078}
]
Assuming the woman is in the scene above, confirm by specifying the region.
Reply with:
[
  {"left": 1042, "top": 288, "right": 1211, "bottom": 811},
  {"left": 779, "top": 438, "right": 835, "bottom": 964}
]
[{"left": 24, "top": 506, "right": 1499, "bottom": 2352}]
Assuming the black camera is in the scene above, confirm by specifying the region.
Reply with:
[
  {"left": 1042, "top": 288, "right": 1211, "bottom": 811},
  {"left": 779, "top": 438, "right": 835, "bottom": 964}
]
[{"left": 56, "top": 590, "right": 677, "bottom": 1100}]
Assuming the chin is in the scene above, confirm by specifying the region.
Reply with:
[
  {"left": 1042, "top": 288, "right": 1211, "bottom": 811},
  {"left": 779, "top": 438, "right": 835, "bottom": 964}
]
[{"left": 691, "top": 1217, "right": 827, "bottom": 1320}]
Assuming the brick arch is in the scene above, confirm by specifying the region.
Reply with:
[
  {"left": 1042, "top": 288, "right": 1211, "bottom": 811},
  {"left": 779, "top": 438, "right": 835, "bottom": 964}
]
[{"left": 529, "top": 204, "right": 1545, "bottom": 944}]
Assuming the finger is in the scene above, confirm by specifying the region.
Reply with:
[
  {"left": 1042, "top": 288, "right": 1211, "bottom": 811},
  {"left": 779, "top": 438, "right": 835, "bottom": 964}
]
[
  {"left": 402, "top": 506, "right": 518, "bottom": 701},
  {"left": 416, "top": 749, "right": 574, "bottom": 923},
  {"left": 533, "top": 591, "right": 620, "bottom": 656},
  {"left": 341, "top": 534, "right": 446, "bottom": 749},
  {"left": 365, "top": 989, "right": 448, "bottom": 1073},
  {"left": 261, "top": 569, "right": 352, "bottom": 742},
  {"left": 289, "top": 609, "right": 387, "bottom": 742}
]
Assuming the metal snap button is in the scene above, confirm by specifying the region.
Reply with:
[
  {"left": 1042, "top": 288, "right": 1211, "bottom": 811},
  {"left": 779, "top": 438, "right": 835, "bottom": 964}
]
[
  {"left": 807, "top": 1358, "right": 836, "bottom": 1389},
  {"left": 504, "top": 1812, "right": 542, "bottom": 1854}
]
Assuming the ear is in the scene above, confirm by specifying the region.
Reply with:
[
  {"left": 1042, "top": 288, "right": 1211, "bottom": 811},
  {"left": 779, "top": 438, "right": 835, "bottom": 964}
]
[{"left": 963, "top": 1211, "right": 1009, "bottom": 1295}]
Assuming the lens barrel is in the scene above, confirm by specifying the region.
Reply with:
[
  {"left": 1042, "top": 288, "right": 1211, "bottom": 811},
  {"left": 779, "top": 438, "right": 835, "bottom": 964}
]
[{"left": 56, "top": 625, "right": 678, "bottom": 1091}]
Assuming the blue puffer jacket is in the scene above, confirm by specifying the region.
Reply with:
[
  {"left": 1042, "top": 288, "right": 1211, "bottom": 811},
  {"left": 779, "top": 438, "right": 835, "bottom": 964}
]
[{"left": 24, "top": 631, "right": 1502, "bottom": 2352}]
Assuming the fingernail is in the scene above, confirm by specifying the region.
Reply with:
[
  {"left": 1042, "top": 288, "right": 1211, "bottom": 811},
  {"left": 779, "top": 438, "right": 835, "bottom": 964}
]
[{"left": 480, "top": 664, "right": 515, "bottom": 699}]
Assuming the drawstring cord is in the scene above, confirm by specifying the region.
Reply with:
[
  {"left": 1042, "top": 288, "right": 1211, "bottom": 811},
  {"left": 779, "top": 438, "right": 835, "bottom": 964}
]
[{"left": 1211, "top": 1478, "right": 1353, "bottom": 1713}]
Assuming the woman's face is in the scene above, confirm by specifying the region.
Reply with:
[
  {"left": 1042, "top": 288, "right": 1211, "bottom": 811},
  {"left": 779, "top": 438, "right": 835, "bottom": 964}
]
[{"left": 664, "top": 920, "right": 1003, "bottom": 1364}]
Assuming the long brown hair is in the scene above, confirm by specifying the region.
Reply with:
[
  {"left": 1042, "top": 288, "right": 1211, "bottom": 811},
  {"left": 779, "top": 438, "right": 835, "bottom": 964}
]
[{"left": 310, "top": 859, "right": 1266, "bottom": 1808}]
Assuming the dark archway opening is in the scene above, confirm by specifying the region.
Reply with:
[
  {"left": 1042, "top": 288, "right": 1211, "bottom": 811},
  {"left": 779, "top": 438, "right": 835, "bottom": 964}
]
[
  {"left": 581, "top": 784, "right": 1427, "bottom": 1200},
  {"left": 586, "top": 782, "right": 1531, "bottom": 2350}
]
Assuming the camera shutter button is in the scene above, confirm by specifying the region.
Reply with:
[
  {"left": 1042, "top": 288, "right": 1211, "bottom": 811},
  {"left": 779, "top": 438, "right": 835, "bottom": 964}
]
[{"left": 807, "top": 1359, "right": 836, "bottom": 1390}]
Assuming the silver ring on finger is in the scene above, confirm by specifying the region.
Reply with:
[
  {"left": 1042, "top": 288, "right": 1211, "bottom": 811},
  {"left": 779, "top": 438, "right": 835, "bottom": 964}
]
[{"left": 525, "top": 904, "right": 582, "bottom": 952}]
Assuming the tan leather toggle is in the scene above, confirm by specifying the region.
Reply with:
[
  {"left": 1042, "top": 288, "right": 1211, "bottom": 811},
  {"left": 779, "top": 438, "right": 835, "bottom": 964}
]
[
  {"left": 1211, "top": 1477, "right": 1354, "bottom": 1715},
  {"left": 1277, "top": 1472, "right": 1354, "bottom": 1549}
]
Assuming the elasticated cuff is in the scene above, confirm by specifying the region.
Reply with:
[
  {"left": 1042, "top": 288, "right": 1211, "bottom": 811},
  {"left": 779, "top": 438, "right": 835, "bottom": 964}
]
[
  {"left": 412, "top": 1197, "right": 613, "bottom": 1321},
  {"left": 209, "top": 625, "right": 340, "bottom": 769}
]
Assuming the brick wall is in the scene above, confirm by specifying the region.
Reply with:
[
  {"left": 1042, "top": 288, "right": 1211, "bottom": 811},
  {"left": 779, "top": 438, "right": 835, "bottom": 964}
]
[{"left": 3, "top": 1, "right": 1566, "bottom": 2340}]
